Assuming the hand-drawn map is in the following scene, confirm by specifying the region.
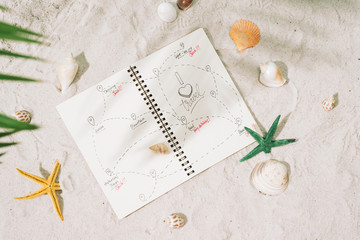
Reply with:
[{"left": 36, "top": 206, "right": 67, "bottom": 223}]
[{"left": 57, "top": 29, "right": 256, "bottom": 219}]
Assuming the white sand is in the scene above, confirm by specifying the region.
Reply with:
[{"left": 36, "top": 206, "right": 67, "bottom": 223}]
[{"left": 1, "top": 0, "right": 360, "bottom": 239}]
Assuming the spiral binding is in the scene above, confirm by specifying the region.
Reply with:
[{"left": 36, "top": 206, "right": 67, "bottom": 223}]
[{"left": 128, "top": 66, "right": 195, "bottom": 176}]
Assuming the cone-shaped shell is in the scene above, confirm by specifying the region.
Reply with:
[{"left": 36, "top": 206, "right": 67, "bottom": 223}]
[
  {"left": 230, "top": 20, "right": 260, "bottom": 53},
  {"left": 149, "top": 143, "right": 169, "bottom": 154},
  {"left": 250, "top": 159, "right": 289, "bottom": 196},
  {"left": 57, "top": 53, "right": 78, "bottom": 93},
  {"left": 322, "top": 95, "right": 335, "bottom": 111},
  {"left": 259, "top": 61, "right": 286, "bottom": 87}
]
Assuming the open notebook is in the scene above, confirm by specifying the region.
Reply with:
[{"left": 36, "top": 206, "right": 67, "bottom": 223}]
[{"left": 57, "top": 28, "right": 256, "bottom": 219}]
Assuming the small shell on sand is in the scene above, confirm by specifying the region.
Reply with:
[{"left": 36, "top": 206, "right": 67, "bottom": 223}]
[
  {"left": 14, "top": 110, "right": 31, "bottom": 123},
  {"left": 259, "top": 61, "right": 286, "bottom": 87},
  {"left": 57, "top": 53, "right": 78, "bottom": 93},
  {"left": 230, "top": 20, "right": 260, "bottom": 53},
  {"left": 322, "top": 95, "right": 335, "bottom": 111},
  {"left": 157, "top": 3, "right": 177, "bottom": 23},
  {"left": 149, "top": 143, "right": 169, "bottom": 154},
  {"left": 250, "top": 159, "right": 289, "bottom": 196},
  {"left": 164, "top": 213, "right": 185, "bottom": 229}
]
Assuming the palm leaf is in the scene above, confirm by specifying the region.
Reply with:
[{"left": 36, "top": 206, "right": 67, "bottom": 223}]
[
  {"left": 0, "top": 152, "right": 6, "bottom": 157},
  {"left": 0, "top": 49, "right": 45, "bottom": 61},
  {"left": 0, "top": 73, "right": 41, "bottom": 82},
  {"left": 0, "top": 113, "right": 38, "bottom": 130},
  {"left": 0, "top": 6, "right": 8, "bottom": 11},
  {"left": 0, "top": 130, "right": 18, "bottom": 138},
  {"left": 240, "top": 145, "right": 263, "bottom": 162},
  {"left": 0, "top": 21, "right": 43, "bottom": 37},
  {"left": 0, "top": 142, "right": 17, "bottom": 147}
]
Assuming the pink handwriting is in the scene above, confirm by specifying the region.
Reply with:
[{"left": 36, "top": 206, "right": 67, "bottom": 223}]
[
  {"left": 193, "top": 116, "right": 210, "bottom": 133},
  {"left": 189, "top": 45, "right": 200, "bottom": 57},
  {"left": 245, "top": 123, "right": 257, "bottom": 137},
  {"left": 114, "top": 177, "right": 127, "bottom": 190},
  {"left": 112, "top": 85, "right": 122, "bottom": 96}
]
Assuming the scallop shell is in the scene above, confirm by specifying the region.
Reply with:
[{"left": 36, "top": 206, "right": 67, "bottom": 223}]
[
  {"left": 259, "top": 61, "right": 286, "bottom": 87},
  {"left": 14, "top": 110, "right": 31, "bottom": 123},
  {"left": 164, "top": 213, "right": 185, "bottom": 229},
  {"left": 157, "top": 3, "right": 177, "bottom": 23},
  {"left": 149, "top": 143, "right": 169, "bottom": 154},
  {"left": 250, "top": 159, "right": 289, "bottom": 196},
  {"left": 230, "top": 20, "right": 261, "bottom": 53},
  {"left": 57, "top": 53, "right": 78, "bottom": 93},
  {"left": 322, "top": 95, "right": 335, "bottom": 111}
]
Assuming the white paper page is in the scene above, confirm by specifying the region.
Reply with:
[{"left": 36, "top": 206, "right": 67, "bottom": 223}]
[{"left": 57, "top": 28, "right": 256, "bottom": 220}]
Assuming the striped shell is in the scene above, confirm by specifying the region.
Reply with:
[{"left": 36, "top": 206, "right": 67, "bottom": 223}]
[
  {"left": 164, "top": 213, "right": 185, "bottom": 229},
  {"left": 322, "top": 95, "right": 335, "bottom": 111},
  {"left": 230, "top": 20, "right": 261, "bottom": 53},
  {"left": 14, "top": 110, "right": 31, "bottom": 123},
  {"left": 149, "top": 143, "right": 169, "bottom": 154},
  {"left": 250, "top": 159, "right": 289, "bottom": 196}
]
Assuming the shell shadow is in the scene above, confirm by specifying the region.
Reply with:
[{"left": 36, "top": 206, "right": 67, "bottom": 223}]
[
  {"left": 273, "top": 113, "right": 292, "bottom": 139},
  {"left": 73, "top": 52, "right": 89, "bottom": 84},
  {"left": 333, "top": 92, "right": 339, "bottom": 108},
  {"left": 174, "top": 212, "right": 188, "bottom": 226},
  {"left": 274, "top": 61, "right": 289, "bottom": 85}
]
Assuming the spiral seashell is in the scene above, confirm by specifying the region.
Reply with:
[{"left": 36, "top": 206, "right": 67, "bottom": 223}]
[
  {"left": 149, "top": 143, "right": 169, "bottom": 154},
  {"left": 259, "top": 61, "right": 286, "bottom": 88},
  {"left": 322, "top": 95, "right": 335, "bottom": 111},
  {"left": 250, "top": 159, "right": 289, "bottom": 196},
  {"left": 57, "top": 53, "right": 78, "bottom": 93},
  {"left": 164, "top": 213, "right": 185, "bottom": 229},
  {"left": 14, "top": 110, "right": 31, "bottom": 123},
  {"left": 230, "top": 20, "right": 261, "bottom": 53}
]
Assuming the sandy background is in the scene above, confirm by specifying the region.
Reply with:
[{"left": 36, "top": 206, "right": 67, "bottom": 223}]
[{"left": 1, "top": 0, "right": 360, "bottom": 239}]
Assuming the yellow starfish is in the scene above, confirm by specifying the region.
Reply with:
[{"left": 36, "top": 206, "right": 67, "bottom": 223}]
[{"left": 14, "top": 160, "right": 63, "bottom": 221}]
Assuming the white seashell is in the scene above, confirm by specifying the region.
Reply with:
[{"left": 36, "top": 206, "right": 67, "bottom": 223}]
[
  {"left": 164, "top": 213, "right": 185, "bottom": 229},
  {"left": 250, "top": 159, "right": 289, "bottom": 196},
  {"left": 322, "top": 95, "right": 335, "bottom": 111},
  {"left": 157, "top": 3, "right": 177, "bottom": 23},
  {"left": 14, "top": 110, "right": 31, "bottom": 123},
  {"left": 149, "top": 143, "right": 169, "bottom": 154},
  {"left": 259, "top": 61, "right": 286, "bottom": 87},
  {"left": 57, "top": 53, "right": 78, "bottom": 93}
]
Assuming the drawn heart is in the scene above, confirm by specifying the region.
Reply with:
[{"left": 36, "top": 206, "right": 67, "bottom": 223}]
[{"left": 178, "top": 84, "right": 193, "bottom": 98}]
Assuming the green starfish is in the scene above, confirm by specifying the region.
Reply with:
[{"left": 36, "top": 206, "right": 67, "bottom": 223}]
[{"left": 240, "top": 115, "right": 296, "bottom": 162}]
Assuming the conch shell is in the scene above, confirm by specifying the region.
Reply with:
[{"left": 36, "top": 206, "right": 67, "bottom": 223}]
[
  {"left": 57, "top": 53, "right": 78, "bottom": 93},
  {"left": 259, "top": 61, "right": 286, "bottom": 87},
  {"left": 322, "top": 95, "right": 335, "bottom": 111},
  {"left": 149, "top": 143, "right": 169, "bottom": 154},
  {"left": 230, "top": 20, "right": 261, "bottom": 53}
]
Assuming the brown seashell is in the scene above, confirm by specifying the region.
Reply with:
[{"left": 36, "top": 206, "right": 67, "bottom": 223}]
[
  {"left": 322, "top": 95, "right": 335, "bottom": 111},
  {"left": 149, "top": 143, "right": 169, "bottom": 154},
  {"left": 230, "top": 20, "right": 261, "bottom": 53},
  {"left": 14, "top": 110, "right": 31, "bottom": 123}
]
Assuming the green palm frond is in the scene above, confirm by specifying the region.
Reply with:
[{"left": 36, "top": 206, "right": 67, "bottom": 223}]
[
  {"left": 0, "top": 8, "right": 45, "bottom": 158},
  {"left": 0, "top": 73, "right": 41, "bottom": 82},
  {"left": 0, "top": 114, "right": 38, "bottom": 130},
  {"left": 0, "top": 49, "right": 45, "bottom": 61}
]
